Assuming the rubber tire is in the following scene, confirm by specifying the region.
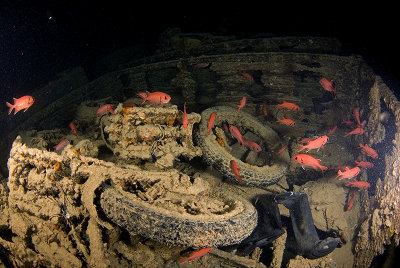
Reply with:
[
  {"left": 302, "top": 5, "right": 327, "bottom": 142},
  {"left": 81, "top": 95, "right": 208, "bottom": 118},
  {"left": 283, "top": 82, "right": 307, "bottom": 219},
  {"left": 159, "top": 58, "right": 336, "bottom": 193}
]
[
  {"left": 100, "top": 185, "right": 258, "bottom": 248},
  {"left": 194, "top": 106, "right": 289, "bottom": 188}
]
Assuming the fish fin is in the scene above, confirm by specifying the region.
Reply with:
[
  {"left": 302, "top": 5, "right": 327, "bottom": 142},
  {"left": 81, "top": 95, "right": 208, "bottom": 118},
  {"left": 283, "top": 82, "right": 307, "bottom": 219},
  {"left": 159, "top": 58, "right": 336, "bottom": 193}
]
[
  {"left": 297, "top": 146, "right": 305, "bottom": 152},
  {"left": 140, "top": 99, "right": 146, "bottom": 104},
  {"left": 136, "top": 92, "right": 147, "bottom": 104},
  {"left": 6, "top": 102, "right": 13, "bottom": 115},
  {"left": 312, "top": 166, "right": 318, "bottom": 171},
  {"left": 321, "top": 166, "right": 328, "bottom": 174}
]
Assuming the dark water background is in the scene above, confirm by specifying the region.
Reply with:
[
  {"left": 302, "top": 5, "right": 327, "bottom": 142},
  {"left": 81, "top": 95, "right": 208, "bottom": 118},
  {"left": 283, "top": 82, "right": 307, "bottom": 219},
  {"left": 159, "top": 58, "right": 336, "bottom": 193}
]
[{"left": 1, "top": 1, "right": 399, "bottom": 103}]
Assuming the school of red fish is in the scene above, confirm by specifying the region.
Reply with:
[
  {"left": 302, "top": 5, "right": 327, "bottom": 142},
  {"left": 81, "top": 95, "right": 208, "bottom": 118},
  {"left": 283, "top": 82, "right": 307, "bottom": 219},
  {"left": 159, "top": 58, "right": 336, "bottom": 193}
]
[
  {"left": 6, "top": 69, "right": 378, "bottom": 263},
  {"left": 202, "top": 73, "right": 376, "bottom": 215},
  {"left": 7, "top": 74, "right": 376, "bottom": 193}
]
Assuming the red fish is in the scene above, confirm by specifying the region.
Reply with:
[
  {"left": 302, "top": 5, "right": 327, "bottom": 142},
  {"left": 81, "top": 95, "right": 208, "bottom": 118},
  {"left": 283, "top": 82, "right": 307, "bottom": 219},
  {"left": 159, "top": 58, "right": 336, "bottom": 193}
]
[
  {"left": 354, "top": 160, "right": 374, "bottom": 168},
  {"left": 262, "top": 102, "right": 268, "bottom": 117},
  {"left": 275, "top": 144, "right": 287, "bottom": 155},
  {"left": 342, "top": 120, "right": 356, "bottom": 129},
  {"left": 230, "top": 160, "right": 243, "bottom": 183},
  {"left": 293, "top": 154, "right": 328, "bottom": 173},
  {"left": 180, "top": 248, "right": 213, "bottom": 263},
  {"left": 229, "top": 125, "right": 244, "bottom": 145},
  {"left": 319, "top": 77, "right": 336, "bottom": 98},
  {"left": 123, "top": 102, "right": 136, "bottom": 108},
  {"left": 277, "top": 116, "right": 296, "bottom": 127},
  {"left": 182, "top": 102, "right": 188, "bottom": 129},
  {"left": 297, "top": 135, "right": 329, "bottom": 152},
  {"left": 237, "top": 96, "right": 246, "bottom": 112},
  {"left": 344, "top": 127, "right": 365, "bottom": 137},
  {"left": 70, "top": 122, "right": 78, "bottom": 138},
  {"left": 276, "top": 101, "right": 300, "bottom": 111},
  {"left": 359, "top": 144, "right": 378, "bottom": 159},
  {"left": 193, "top": 62, "right": 211, "bottom": 68},
  {"left": 346, "top": 189, "right": 355, "bottom": 211},
  {"left": 96, "top": 104, "right": 115, "bottom": 117},
  {"left": 345, "top": 180, "right": 371, "bottom": 190},
  {"left": 353, "top": 108, "right": 361, "bottom": 126},
  {"left": 238, "top": 71, "right": 254, "bottom": 81},
  {"left": 223, "top": 122, "right": 230, "bottom": 136},
  {"left": 6, "top": 95, "right": 35, "bottom": 115},
  {"left": 54, "top": 139, "right": 70, "bottom": 151},
  {"left": 327, "top": 125, "right": 337, "bottom": 136},
  {"left": 243, "top": 139, "right": 262, "bottom": 152},
  {"left": 206, "top": 112, "right": 216, "bottom": 136},
  {"left": 335, "top": 166, "right": 361, "bottom": 180},
  {"left": 136, "top": 91, "right": 171, "bottom": 105}
]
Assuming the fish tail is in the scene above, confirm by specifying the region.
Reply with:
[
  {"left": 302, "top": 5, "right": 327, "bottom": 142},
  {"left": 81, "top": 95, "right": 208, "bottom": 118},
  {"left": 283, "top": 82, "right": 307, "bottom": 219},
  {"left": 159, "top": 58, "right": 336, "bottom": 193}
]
[
  {"left": 136, "top": 92, "right": 147, "bottom": 104},
  {"left": 6, "top": 102, "right": 14, "bottom": 115}
]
